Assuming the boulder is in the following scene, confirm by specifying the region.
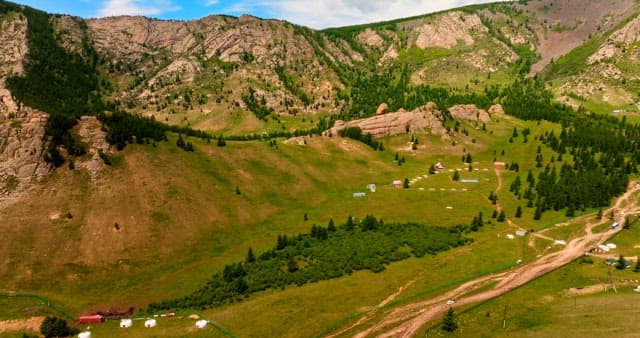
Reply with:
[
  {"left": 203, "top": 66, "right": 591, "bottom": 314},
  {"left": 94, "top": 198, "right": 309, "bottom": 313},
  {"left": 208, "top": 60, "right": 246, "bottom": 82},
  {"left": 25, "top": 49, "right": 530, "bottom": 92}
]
[
  {"left": 376, "top": 103, "right": 388, "bottom": 115},
  {"left": 488, "top": 104, "right": 504, "bottom": 115}
]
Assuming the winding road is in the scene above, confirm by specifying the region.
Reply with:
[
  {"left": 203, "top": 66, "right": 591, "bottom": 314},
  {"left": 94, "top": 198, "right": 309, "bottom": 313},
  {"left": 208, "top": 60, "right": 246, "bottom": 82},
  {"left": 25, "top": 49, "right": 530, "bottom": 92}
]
[{"left": 341, "top": 181, "right": 640, "bottom": 338}]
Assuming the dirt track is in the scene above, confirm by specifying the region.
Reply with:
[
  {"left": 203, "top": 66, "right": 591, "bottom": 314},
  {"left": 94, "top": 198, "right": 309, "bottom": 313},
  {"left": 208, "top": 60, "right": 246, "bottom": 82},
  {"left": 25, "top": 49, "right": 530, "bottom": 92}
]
[
  {"left": 347, "top": 181, "right": 640, "bottom": 338},
  {"left": 0, "top": 316, "right": 43, "bottom": 334}
]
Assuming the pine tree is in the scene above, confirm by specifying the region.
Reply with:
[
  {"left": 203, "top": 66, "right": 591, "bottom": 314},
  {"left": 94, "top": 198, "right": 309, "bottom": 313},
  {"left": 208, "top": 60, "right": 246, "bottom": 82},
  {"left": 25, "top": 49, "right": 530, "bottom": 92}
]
[
  {"left": 246, "top": 248, "right": 256, "bottom": 263},
  {"left": 534, "top": 206, "right": 542, "bottom": 220},
  {"left": 403, "top": 178, "right": 410, "bottom": 189},
  {"left": 515, "top": 206, "right": 522, "bottom": 218},
  {"left": 442, "top": 307, "right": 458, "bottom": 332},
  {"left": 453, "top": 170, "right": 460, "bottom": 181},
  {"left": 616, "top": 255, "right": 627, "bottom": 270},
  {"left": 634, "top": 259, "right": 640, "bottom": 273},
  {"left": 176, "top": 134, "right": 185, "bottom": 149},
  {"left": 327, "top": 218, "right": 336, "bottom": 232},
  {"left": 217, "top": 135, "right": 226, "bottom": 147},
  {"left": 345, "top": 216, "right": 355, "bottom": 231},
  {"left": 497, "top": 210, "right": 506, "bottom": 222},
  {"left": 287, "top": 256, "right": 299, "bottom": 272},
  {"left": 304, "top": 212, "right": 308, "bottom": 221}
]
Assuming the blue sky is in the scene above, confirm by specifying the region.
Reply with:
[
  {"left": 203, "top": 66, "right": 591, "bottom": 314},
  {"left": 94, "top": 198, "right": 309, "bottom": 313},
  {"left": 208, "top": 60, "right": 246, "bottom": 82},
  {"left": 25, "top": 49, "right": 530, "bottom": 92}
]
[{"left": 12, "top": 0, "right": 504, "bottom": 28}]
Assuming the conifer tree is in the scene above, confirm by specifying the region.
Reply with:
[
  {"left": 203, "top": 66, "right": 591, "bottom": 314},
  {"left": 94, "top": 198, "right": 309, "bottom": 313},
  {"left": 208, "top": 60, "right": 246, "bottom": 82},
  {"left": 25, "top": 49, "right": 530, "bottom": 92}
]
[
  {"left": 442, "top": 307, "right": 458, "bottom": 332},
  {"left": 246, "top": 248, "right": 256, "bottom": 263}
]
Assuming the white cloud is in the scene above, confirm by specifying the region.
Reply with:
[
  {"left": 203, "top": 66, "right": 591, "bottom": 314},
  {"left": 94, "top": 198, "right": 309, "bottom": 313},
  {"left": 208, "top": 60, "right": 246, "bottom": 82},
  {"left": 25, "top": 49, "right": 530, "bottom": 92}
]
[
  {"left": 214, "top": 0, "right": 509, "bottom": 28},
  {"left": 98, "top": 0, "right": 181, "bottom": 17}
]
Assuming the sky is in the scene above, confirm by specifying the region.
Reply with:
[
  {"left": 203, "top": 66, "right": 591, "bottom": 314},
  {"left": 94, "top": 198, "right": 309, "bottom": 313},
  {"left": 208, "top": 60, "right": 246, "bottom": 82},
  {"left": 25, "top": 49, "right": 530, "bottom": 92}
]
[{"left": 11, "top": 0, "right": 506, "bottom": 29}]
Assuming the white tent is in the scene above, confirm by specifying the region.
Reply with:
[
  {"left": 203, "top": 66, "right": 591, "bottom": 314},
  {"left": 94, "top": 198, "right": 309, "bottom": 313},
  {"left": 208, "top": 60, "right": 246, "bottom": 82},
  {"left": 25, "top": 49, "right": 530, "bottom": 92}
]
[
  {"left": 196, "top": 320, "right": 208, "bottom": 329},
  {"left": 606, "top": 243, "right": 617, "bottom": 249},
  {"left": 144, "top": 319, "right": 157, "bottom": 328},
  {"left": 78, "top": 332, "right": 91, "bottom": 338},
  {"left": 120, "top": 319, "right": 132, "bottom": 328},
  {"left": 506, "top": 234, "right": 515, "bottom": 240}
]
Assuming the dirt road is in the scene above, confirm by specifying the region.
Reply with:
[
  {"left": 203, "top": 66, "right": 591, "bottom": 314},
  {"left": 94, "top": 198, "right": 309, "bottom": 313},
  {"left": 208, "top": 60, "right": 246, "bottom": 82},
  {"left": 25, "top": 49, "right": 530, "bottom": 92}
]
[
  {"left": 348, "top": 181, "right": 640, "bottom": 338},
  {"left": 0, "top": 316, "right": 43, "bottom": 334}
]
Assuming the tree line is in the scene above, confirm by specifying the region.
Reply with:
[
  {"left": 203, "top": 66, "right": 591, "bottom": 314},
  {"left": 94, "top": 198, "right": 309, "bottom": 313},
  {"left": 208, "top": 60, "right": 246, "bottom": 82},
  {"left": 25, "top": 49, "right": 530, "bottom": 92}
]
[{"left": 147, "top": 215, "right": 471, "bottom": 311}]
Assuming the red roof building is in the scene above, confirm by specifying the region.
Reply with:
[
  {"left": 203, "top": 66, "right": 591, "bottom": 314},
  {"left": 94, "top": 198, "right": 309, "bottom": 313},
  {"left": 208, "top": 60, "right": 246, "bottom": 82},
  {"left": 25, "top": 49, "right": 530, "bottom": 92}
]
[{"left": 78, "top": 315, "right": 104, "bottom": 324}]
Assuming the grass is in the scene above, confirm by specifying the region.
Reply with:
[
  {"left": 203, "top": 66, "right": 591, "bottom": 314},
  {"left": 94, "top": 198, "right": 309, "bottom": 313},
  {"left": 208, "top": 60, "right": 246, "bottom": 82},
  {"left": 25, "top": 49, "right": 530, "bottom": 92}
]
[
  {"left": 1, "top": 111, "right": 638, "bottom": 337},
  {"left": 0, "top": 296, "right": 55, "bottom": 320}
]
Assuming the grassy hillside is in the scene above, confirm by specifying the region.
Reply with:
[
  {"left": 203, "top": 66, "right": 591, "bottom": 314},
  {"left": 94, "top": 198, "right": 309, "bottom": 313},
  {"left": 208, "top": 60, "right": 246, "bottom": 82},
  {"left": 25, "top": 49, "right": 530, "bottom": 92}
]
[{"left": 2, "top": 108, "right": 608, "bottom": 337}]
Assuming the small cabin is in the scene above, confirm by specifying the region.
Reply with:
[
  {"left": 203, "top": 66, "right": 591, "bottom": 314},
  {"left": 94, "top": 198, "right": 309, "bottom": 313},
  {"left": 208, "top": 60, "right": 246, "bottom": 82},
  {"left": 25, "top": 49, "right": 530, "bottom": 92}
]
[{"left": 392, "top": 180, "right": 402, "bottom": 188}]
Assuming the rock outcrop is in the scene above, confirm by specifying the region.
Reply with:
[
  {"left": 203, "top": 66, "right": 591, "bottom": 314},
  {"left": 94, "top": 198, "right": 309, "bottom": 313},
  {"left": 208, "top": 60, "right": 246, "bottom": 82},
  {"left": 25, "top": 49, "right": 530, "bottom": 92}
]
[
  {"left": 0, "top": 111, "right": 51, "bottom": 200},
  {"left": 76, "top": 116, "right": 113, "bottom": 180},
  {"left": 325, "top": 102, "right": 447, "bottom": 138},
  {"left": 357, "top": 28, "right": 385, "bottom": 48},
  {"left": 590, "top": 15, "right": 640, "bottom": 64},
  {"left": 488, "top": 104, "right": 505, "bottom": 115},
  {"left": 448, "top": 104, "right": 491, "bottom": 123},
  {"left": 414, "top": 12, "right": 487, "bottom": 49},
  {"left": 0, "top": 12, "right": 28, "bottom": 79}
]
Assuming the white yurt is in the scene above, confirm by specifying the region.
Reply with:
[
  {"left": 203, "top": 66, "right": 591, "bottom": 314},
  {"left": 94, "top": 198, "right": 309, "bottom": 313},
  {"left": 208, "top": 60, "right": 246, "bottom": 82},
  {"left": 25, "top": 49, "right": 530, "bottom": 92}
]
[
  {"left": 120, "top": 319, "right": 133, "bottom": 328},
  {"left": 195, "top": 320, "right": 208, "bottom": 329},
  {"left": 144, "top": 319, "right": 157, "bottom": 328},
  {"left": 78, "top": 332, "right": 92, "bottom": 338}
]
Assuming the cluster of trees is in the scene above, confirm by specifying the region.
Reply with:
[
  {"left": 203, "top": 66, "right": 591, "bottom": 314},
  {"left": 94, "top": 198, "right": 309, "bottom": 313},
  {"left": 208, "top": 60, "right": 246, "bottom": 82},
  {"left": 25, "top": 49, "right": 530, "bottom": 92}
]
[
  {"left": 147, "top": 215, "right": 471, "bottom": 311},
  {"left": 98, "top": 111, "right": 168, "bottom": 150},
  {"left": 501, "top": 79, "right": 574, "bottom": 122},
  {"left": 338, "top": 127, "right": 384, "bottom": 150},
  {"left": 275, "top": 66, "right": 313, "bottom": 106},
  {"left": 40, "top": 316, "right": 77, "bottom": 338},
  {"left": 241, "top": 87, "right": 273, "bottom": 120},
  {"left": 176, "top": 134, "right": 194, "bottom": 152}
]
